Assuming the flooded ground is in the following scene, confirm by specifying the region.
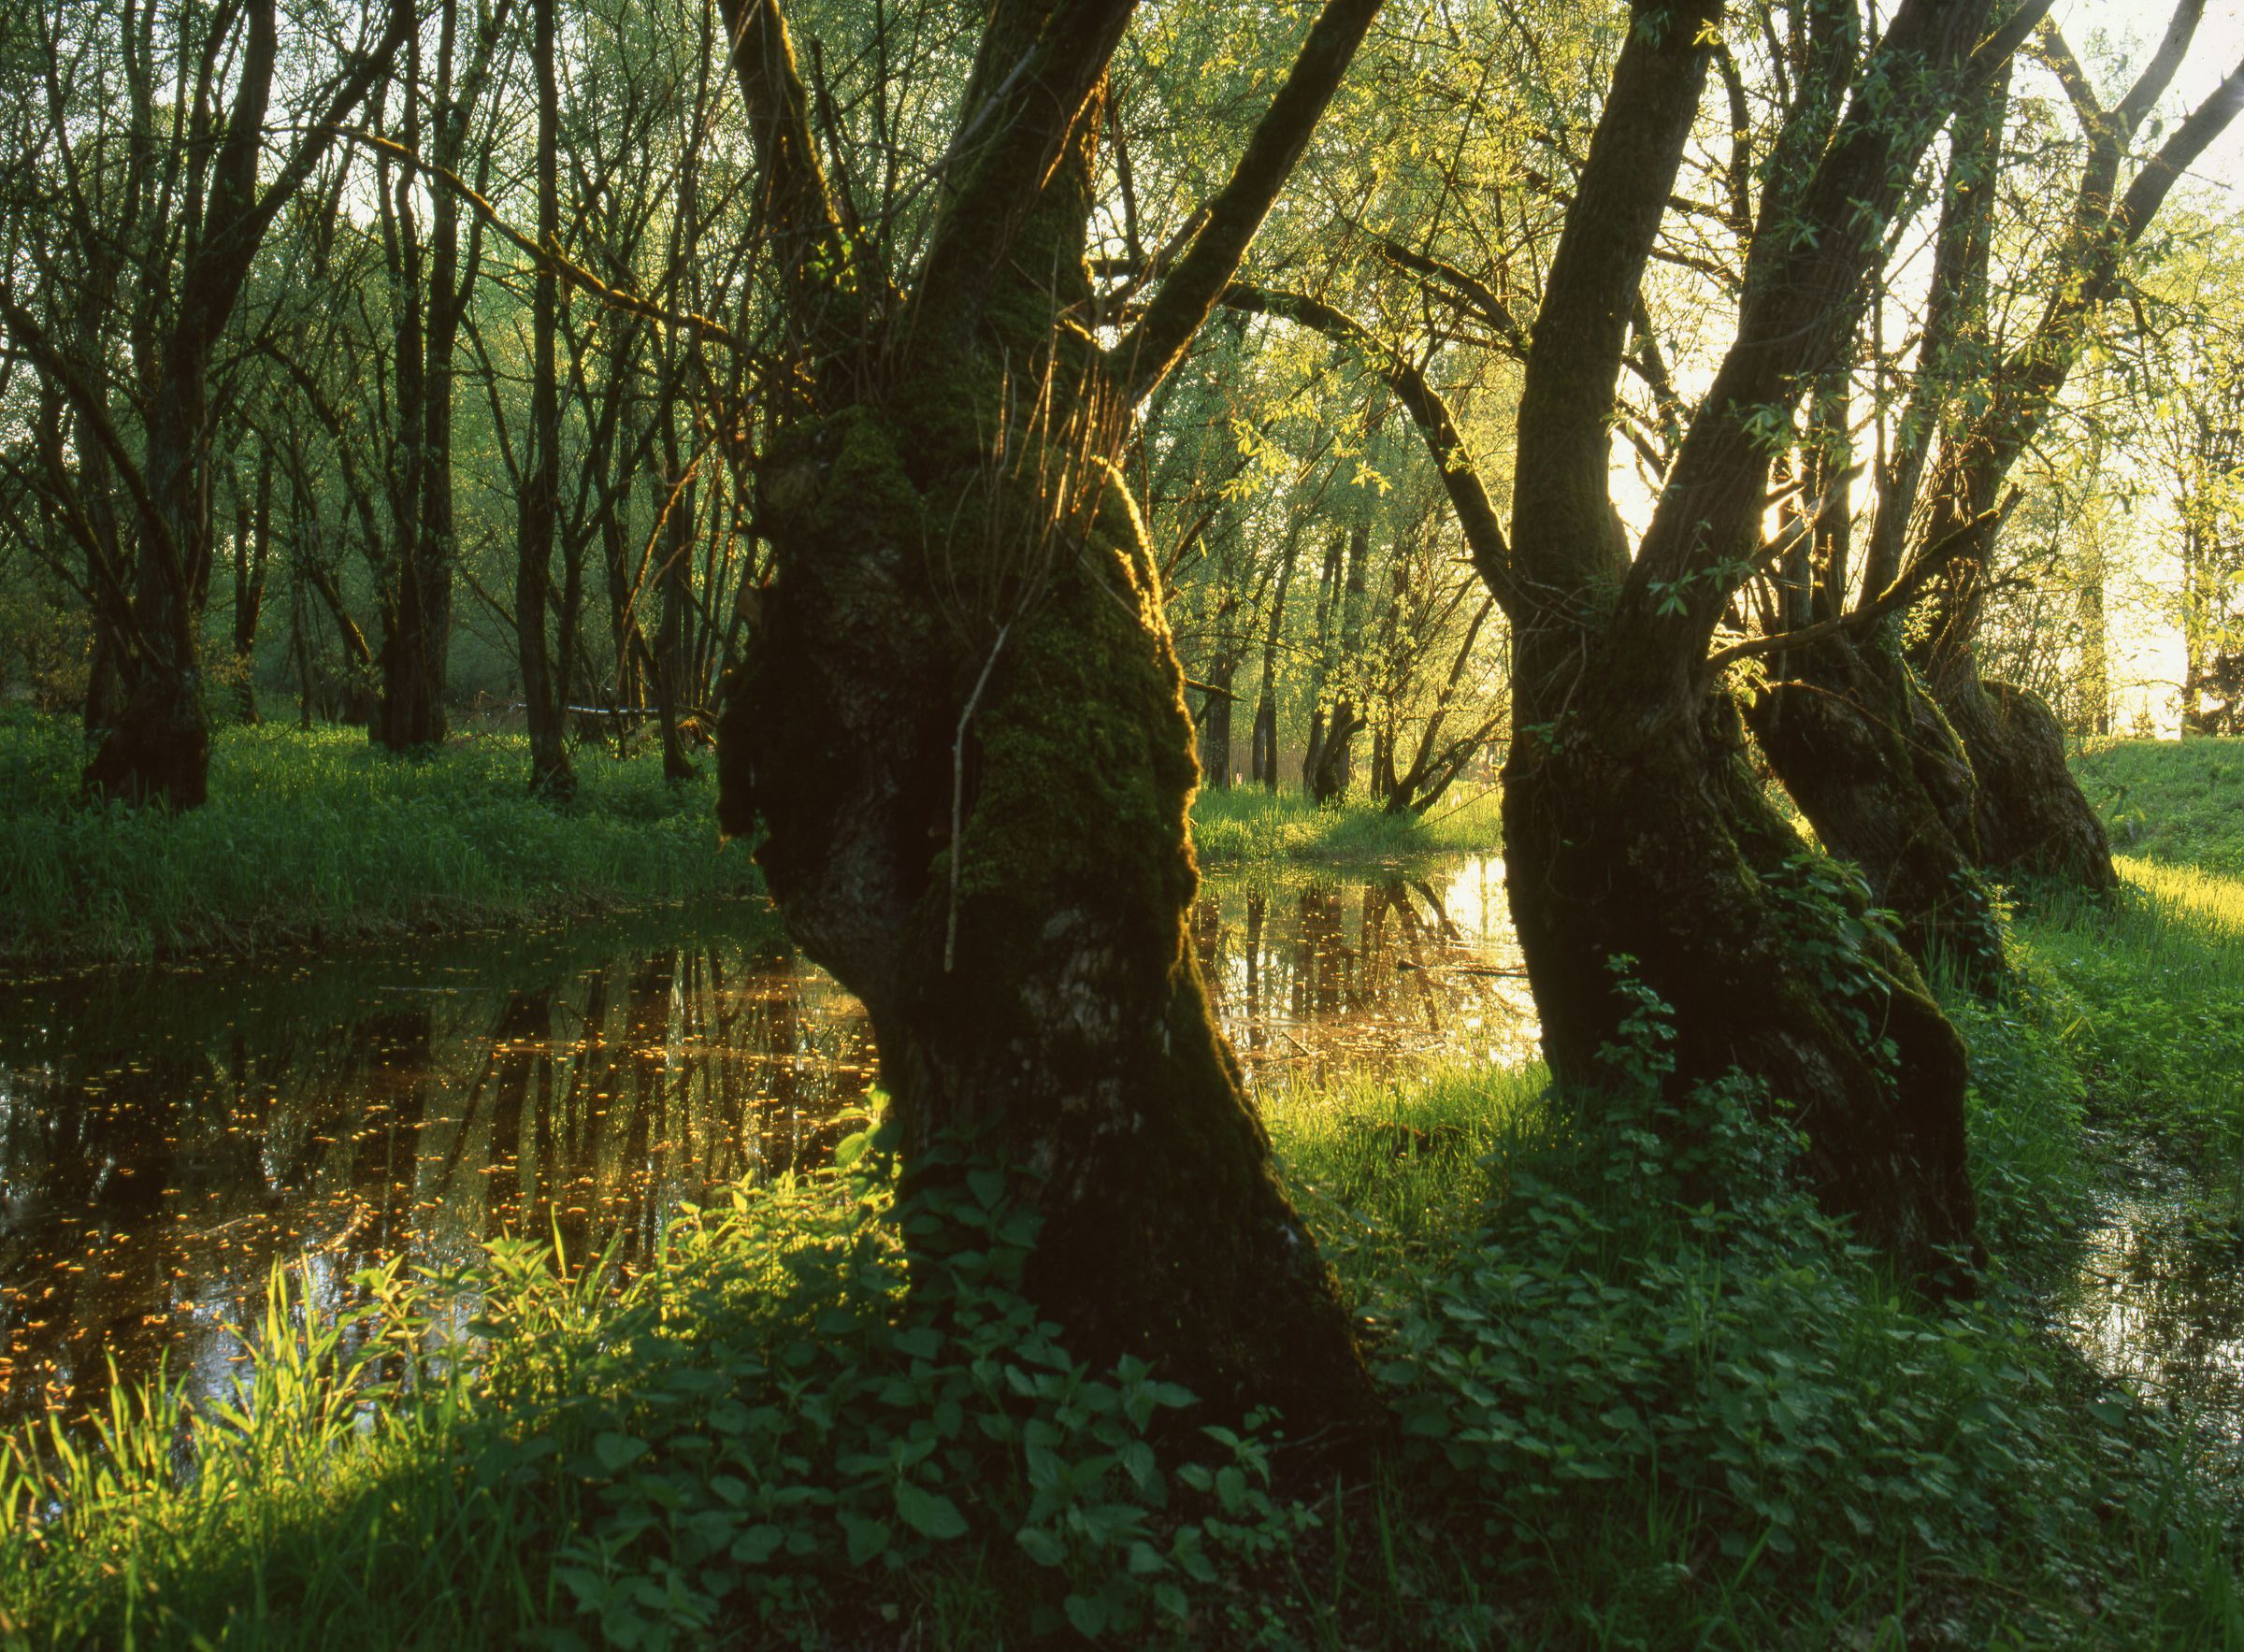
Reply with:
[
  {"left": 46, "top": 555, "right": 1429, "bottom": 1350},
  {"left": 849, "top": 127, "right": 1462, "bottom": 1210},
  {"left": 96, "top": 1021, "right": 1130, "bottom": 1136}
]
[
  {"left": 2062, "top": 1141, "right": 2244, "bottom": 1433},
  {"left": 12, "top": 849, "right": 2239, "bottom": 1446},
  {"left": 0, "top": 855, "right": 1533, "bottom": 1426}
]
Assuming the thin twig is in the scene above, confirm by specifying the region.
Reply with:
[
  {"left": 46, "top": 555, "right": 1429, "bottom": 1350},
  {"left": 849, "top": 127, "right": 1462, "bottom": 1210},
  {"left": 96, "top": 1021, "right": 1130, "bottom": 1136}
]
[{"left": 945, "top": 625, "right": 1011, "bottom": 973}]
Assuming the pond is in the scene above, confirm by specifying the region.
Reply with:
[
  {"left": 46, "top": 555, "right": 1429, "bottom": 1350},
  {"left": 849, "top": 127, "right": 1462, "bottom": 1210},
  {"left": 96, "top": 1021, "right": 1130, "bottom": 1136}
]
[{"left": 0, "top": 854, "right": 1534, "bottom": 1427}]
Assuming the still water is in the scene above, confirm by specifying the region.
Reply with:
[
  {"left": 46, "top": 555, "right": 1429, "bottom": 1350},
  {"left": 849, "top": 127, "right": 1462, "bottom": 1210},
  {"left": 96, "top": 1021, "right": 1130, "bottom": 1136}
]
[
  {"left": 8, "top": 852, "right": 2241, "bottom": 1444},
  {"left": 0, "top": 856, "right": 1534, "bottom": 1426}
]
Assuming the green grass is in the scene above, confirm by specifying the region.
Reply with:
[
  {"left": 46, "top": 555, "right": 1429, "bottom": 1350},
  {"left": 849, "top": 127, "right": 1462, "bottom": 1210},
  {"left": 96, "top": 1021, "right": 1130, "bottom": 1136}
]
[
  {"left": 2076, "top": 734, "right": 2244, "bottom": 874},
  {"left": 0, "top": 711, "right": 755, "bottom": 969},
  {"left": 0, "top": 714, "right": 1499, "bottom": 969},
  {"left": 1187, "top": 783, "right": 1503, "bottom": 868},
  {"left": 8, "top": 978, "right": 2240, "bottom": 1646}
]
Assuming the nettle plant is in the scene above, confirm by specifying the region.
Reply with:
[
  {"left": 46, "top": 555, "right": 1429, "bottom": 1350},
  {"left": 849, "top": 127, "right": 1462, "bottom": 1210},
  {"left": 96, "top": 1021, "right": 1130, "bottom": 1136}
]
[{"left": 488, "top": 1121, "right": 1318, "bottom": 1648}]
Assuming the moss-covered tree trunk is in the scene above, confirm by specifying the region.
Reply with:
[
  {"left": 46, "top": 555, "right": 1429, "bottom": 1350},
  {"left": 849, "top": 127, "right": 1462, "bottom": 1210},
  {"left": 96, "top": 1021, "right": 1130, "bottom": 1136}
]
[
  {"left": 715, "top": 0, "right": 1383, "bottom": 1440},
  {"left": 1936, "top": 671, "right": 2117, "bottom": 891},
  {"left": 1505, "top": 630, "right": 1979, "bottom": 1283},
  {"left": 1747, "top": 637, "right": 2005, "bottom": 985}
]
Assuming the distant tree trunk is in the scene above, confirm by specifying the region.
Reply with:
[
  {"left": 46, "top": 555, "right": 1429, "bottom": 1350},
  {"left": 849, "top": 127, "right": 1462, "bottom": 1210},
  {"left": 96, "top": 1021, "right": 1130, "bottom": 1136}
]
[
  {"left": 516, "top": 0, "right": 574, "bottom": 798},
  {"left": 231, "top": 447, "right": 272, "bottom": 722},
  {"left": 1199, "top": 669, "right": 1235, "bottom": 787},
  {"left": 655, "top": 400, "right": 698, "bottom": 782},
  {"left": 716, "top": 0, "right": 1381, "bottom": 1442},
  {"left": 1250, "top": 524, "right": 1299, "bottom": 787}
]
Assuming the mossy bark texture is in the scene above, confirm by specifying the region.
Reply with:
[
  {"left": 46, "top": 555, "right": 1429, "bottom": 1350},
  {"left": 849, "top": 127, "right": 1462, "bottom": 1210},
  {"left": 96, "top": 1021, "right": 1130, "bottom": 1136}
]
[
  {"left": 1748, "top": 638, "right": 2006, "bottom": 988},
  {"left": 724, "top": 389, "right": 1372, "bottom": 1437},
  {"left": 1936, "top": 674, "right": 2117, "bottom": 893},
  {"left": 1503, "top": 649, "right": 1980, "bottom": 1288},
  {"left": 716, "top": 0, "right": 1384, "bottom": 1446}
]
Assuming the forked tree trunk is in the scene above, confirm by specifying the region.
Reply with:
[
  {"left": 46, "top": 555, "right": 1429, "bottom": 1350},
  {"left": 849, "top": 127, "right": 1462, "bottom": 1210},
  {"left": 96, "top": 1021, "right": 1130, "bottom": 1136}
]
[
  {"left": 1505, "top": 651, "right": 1980, "bottom": 1286},
  {"left": 1748, "top": 637, "right": 2005, "bottom": 986},
  {"left": 716, "top": 0, "right": 1381, "bottom": 1441}
]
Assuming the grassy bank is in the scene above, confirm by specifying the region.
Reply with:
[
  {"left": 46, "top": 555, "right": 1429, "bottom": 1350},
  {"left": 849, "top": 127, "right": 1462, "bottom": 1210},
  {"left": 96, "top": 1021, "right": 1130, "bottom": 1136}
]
[
  {"left": 0, "top": 715, "right": 1500, "bottom": 969},
  {"left": 1187, "top": 783, "right": 1503, "bottom": 868},
  {"left": 2076, "top": 734, "right": 2244, "bottom": 873},
  {"left": 0, "top": 712, "right": 755, "bottom": 970}
]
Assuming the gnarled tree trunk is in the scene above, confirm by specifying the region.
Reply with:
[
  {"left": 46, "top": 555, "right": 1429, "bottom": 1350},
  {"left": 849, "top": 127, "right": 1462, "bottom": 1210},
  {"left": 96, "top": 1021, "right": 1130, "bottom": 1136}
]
[
  {"left": 1505, "top": 668, "right": 1978, "bottom": 1282},
  {"left": 715, "top": 0, "right": 1383, "bottom": 1440},
  {"left": 1748, "top": 637, "right": 2006, "bottom": 985}
]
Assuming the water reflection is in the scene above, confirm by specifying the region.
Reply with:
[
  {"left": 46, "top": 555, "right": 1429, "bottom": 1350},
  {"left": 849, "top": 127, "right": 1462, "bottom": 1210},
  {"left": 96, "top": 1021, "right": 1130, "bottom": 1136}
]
[
  {"left": 0, "top": 906, "right": 872, "bottom": 1426},
  {"left": 1194, "top": 855, "right": 1540, "bottom": 1085},
  {"left": 0, "top": 857, "right": 1536, "bottom": 1426},
  {"left": 2064, "top": 1148, "right": 2244, "bottom": 1434}
]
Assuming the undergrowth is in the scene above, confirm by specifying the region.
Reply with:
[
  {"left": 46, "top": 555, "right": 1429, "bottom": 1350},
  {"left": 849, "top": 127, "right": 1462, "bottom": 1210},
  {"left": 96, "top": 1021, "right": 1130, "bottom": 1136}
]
[{"left": 0, "top": 712, "right": 754, "bottom": 968}]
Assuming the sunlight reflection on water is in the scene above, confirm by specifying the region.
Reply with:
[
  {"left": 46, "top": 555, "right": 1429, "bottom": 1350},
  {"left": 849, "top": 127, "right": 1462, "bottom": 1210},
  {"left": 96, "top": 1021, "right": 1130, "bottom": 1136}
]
[{"left": 0, "top": 856, "right": 1536, "bottom": 1425}]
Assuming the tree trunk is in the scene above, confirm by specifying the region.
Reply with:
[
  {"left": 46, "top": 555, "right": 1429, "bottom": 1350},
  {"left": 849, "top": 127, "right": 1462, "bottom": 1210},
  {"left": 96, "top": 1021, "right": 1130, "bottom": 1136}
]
[
  {"left": 714, "top": 0, "right": 1383, "bottom": 1442},
  {"left": 82, "top": 360, "right": 213, "bottom": 809},
  {"left": 1748, "top": 636, "right": 2005, "bottom": 986},
  {"left": 1199, "top": 672, "right": 1234, "bottom": 787},
  {"left": 231, "top": 447, "right": 272, "bottom": 722},
  {"left": 517, "top": 0, "right": 574, "bottom": 798},
  {"left": 1506, "top": 654, "right": 1979, "bottom": 1287},
  {"left": 1310, "top": 697, "right": 1359, "bottom": 803},
  {"left": 1938, "top": 674, "right": 2117, "bottom": 891},
  {"left": 722, "top": 385, "right": 1371, "bottom": 1433},
  {"left": 655, "top": 418, "right": 698, "bottom": 783}
]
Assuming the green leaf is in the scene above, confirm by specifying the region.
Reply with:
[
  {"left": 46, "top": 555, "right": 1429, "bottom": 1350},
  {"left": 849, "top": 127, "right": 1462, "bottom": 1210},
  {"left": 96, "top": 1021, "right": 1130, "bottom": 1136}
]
[
  {"left": 1016, "top": 1526, "right": 1067, "bottom": 1567},
  {"left": 842, "top": 1513, "right": 892, "bottom": 1565},
  {"left": 593, "top": 1432, "right": 647, "bottom": 1473},
  {"left": 1064, "top": 1592, "right": 1109, "bottom": 1638},
  {"left": 894, "top": 1481, "right": 969, "bottom": 1541}
]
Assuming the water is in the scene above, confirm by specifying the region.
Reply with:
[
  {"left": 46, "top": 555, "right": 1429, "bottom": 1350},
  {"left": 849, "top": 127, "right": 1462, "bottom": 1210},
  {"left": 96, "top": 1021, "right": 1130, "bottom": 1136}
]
[
  {"left": 15, "top": 851, "right": 2237, "bottom": 1445},
  {"left": 2062, "top": 1142, "right": 2244, "bottom": 1432},
  {"left": 0, "top": 855, "right": 1533, "bottom": 1426}
]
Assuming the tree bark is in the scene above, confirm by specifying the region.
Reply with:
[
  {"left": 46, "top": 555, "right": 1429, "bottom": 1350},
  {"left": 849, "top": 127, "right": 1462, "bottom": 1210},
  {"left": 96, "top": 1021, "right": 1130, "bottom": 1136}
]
[
  {"left": 716, "top": 0, "right": 1381, "bottom": 1444},
  {"left": 1748, "top": 637, "right": 2005, "bottom": 984},
  {"left": 517, "top": 0, "right": 575, "bottom": 797}
]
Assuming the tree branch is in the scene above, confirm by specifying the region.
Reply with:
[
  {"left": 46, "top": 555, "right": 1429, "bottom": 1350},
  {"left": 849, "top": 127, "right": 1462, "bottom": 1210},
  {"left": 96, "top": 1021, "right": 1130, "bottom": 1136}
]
[{"left": 1113, "top": 0, "right": 1383, "bottom": 403}]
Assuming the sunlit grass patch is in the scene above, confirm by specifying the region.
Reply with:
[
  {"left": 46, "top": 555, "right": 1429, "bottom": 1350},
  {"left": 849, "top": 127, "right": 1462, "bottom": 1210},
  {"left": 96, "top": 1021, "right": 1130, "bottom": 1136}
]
[
  {"left": 1187, "top": 783, "right": 1501, "bottom": 868},
  {"left": 2077, "top": 735, "right": 2244, "bottom": 873},
  {"left": 2007, "top": 856, "right": 2244, "bottom": 1204},
  {"left": 0, "top": 712, "right": 755, "bottom": 968},
  {"left": 1261, "top": 1059, "right": 1548, "bottom": 1297}
]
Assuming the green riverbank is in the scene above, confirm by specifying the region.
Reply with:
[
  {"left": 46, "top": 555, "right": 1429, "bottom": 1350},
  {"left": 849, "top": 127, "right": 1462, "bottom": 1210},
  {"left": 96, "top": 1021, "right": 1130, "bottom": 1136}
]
[
  {"left": 0, "top": 713, "right": 1502, "bottom": 970},
  {"left": 7, "top": 740, "right": 2244, "bottom": 1646}
]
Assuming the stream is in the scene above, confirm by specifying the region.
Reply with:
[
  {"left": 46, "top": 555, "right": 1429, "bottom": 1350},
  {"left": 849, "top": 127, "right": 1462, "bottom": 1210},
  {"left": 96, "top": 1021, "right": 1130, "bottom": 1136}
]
[{"left": 0, "top": 855, "right": 1534, "bottom": 1427}]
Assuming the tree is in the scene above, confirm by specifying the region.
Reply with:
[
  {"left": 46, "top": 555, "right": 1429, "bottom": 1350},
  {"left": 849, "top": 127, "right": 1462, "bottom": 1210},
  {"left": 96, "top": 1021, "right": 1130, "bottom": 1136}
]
[
  {"left": 714, "top": 0, "right": 1387, "bottom": 1435},
  {"left": 1234, "top": 0, "right": 2054, "bottom": 1283},
  {"left": 518, "top": 0, "right": 577, "bottom": 797},
  {"left": 0, "top": 0, "right": 410, "bottom": 806}
]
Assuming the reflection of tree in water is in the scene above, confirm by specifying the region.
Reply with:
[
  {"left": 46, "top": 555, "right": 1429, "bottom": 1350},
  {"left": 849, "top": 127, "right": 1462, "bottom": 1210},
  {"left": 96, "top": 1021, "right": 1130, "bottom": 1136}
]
[
  {"left": 0, "top": 925, "right": 876, "bottom": 1424},
  {"left": 2072, "top": 1199, "right": 2244, "bottom": 1432},
  {"left": 1188, "top": 859, "right": 1536, "bottom": 1085}
]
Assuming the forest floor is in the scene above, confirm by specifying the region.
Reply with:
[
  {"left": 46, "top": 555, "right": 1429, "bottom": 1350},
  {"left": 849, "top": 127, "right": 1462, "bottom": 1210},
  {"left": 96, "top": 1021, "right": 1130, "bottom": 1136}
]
[
  {"left": 5, "top": 740, "right": 2244, "bottom": 1648},
  {"left": 0, "top": 713, "right": 1501, "bottom": 970}
]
